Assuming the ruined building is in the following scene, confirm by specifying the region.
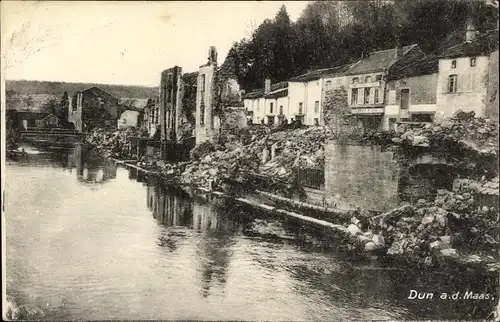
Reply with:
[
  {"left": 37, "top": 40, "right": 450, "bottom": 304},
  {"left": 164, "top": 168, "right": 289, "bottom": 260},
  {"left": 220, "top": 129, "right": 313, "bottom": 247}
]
[
  {"left": 159, "top": 66, "right": 183, "bottom": 142},
  {"left": 68, "top": 86, "right": 120, "bottom": 132},
  {"left": 195, "top": 46, "right": 243, "bottom": 145}
]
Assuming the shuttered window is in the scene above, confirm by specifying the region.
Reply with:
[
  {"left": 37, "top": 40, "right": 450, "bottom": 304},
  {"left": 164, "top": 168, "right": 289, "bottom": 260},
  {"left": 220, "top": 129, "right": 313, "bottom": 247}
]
[
  {"left": 388, "top": 90, "right": 396, "bottom": 105},
  {"left": 448, "top": 75, "right": 458, "bottom": 93}
]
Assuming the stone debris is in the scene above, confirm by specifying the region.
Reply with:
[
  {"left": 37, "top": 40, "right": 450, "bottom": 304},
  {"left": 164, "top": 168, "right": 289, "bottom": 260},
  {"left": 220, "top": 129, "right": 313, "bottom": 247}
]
[
  {"left": 363, "top": 110, "right": 499, "bottom": 156},
  {"left": 369, "top": 180, "right": 499, "bottom": 263},
  {"left": 178, "top": 126, "right": 329, "bottom": 189},
  {"left": 84, "top": 127, "right": 149, "bottom": 159}
]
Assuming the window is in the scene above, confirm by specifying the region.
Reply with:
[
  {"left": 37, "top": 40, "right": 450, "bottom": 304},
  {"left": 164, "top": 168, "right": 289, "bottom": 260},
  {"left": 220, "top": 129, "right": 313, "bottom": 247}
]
[
  {"left": 374, "top": 88, "right": 380, "bottom": 103},
  {"left": 326, "top": 80, "right": 332, "bottom": 87},
  {"left": 470, "top": 57, "right": 476, "bottom": 67},
  {"left": 364, "top": 88, "right": 370, "bottom": 104},
  {"left": 168, "top": 73, "right": 173, "bottom": 80},
  {"left": 167, "top": 87, "right": 172, "bottom": 103},
  {"left": 314, "top": 101, "right": 319, "bottom": 113},
  {"left": 451, "top": 60, "right": 457, "bottom": 69},
  {"left": 256, "top": 100, "right": 260, "bottom": 112},
  {"left": 314, "top": 118, "right": 319, "bottom": 126},
  {"left": 448, "top": 75, "right": 458, "bottom": 93},
  {"left": 200, "top": 102, "right": 205, "bottom": 126},
  {"left": 400, "top": 89, "right": 410, "bottom": 109},
  {"left": 376, "top": 75, "right": 383, "bottom": 81},
  {"left": 200, "top": 74, "right": 206, "bottom": 92},
  {"left": 279, "top": 105, "right": 283, "bottom": 115},
  {"left": 270, "top": 102, "right": 274, "bottom": 114},
  {"left": 351, "top": 89, "right": 358, "bottom": 105},
  {"left": 123, "top": 118, "right": 127, "bottom": 124},
  {"left": 298, "top": 102, "right": 303, "bottom": 114},
  {"left": 352, "top": 77, "right": 359, "bottom": 84},
  {"left": 365, "top": 76, "right": 372, "bottom": 83}
]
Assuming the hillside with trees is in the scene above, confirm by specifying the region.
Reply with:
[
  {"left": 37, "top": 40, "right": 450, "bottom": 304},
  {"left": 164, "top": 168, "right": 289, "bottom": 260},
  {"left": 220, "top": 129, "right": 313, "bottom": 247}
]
[
  {"left": 5, "top": 80, "right": 158, "bottom": 99},
  {"left": 228, "top": 0, "right": 498, "bottom": 92}
]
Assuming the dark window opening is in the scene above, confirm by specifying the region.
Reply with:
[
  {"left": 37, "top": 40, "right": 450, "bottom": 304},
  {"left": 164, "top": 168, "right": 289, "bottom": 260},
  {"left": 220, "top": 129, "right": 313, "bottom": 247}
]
[
  {"left": 351, "top": 89, "right": 358, "bottom": 105},
  {"left": 364, "top": 88, "right": 370, "bottom": 104},
  {"left": 400, "top": 88, "right": 410, "bottom": 109},
  {"left": 411, "top": 114, "right": 434, "bottom": 122},
  {"left": 448, "top": 75, "right": 458, "bottom": 93},
  {"left": 200, "top": 103, "right": 205, "bottom": 126}
]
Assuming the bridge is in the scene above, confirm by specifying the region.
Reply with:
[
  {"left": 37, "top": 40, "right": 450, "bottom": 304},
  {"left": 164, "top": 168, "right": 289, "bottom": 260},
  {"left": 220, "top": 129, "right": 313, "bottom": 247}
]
[{"left": 20, "top": 128, "right": 86, "bottom": 147}]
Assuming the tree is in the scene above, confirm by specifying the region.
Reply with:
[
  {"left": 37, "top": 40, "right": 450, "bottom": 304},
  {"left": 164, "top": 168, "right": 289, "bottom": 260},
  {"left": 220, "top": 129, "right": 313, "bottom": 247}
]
[
  {"left": 24, "top": 95, "right": 34, "bottom": 109},
  {"left": 41, "top": 98, "right": 59, "bottom": 115},
  {"left": 229, "top": 0, "right": 498, "bottom": 93},
  {"left": 58, "top": 91, "right": 70, "bottom": 121}
]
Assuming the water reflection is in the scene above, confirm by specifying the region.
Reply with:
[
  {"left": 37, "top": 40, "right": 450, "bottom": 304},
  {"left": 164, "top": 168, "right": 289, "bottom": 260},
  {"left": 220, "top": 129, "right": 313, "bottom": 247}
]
[
  {"left": 145, "top": 177, "right": 237, "bottom": 298},
  {"left": 74, "top": 145, "right": 116, "bottom": 184}
]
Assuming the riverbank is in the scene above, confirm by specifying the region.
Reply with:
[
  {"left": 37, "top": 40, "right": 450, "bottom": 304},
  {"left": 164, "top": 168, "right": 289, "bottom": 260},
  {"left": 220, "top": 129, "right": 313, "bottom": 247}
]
[
  {"left": 102, "top": 155, "right": 499, "bottom": 275},
  {"left": 82, "top": 112, "right": 499, "bottom": 273}
]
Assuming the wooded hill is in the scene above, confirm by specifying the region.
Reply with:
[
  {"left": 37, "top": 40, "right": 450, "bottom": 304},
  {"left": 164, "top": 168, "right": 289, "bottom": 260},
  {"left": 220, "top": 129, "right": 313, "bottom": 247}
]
[
  {"left": 227, "top": 0, "right": 499, "bottom": 92},
  {"left": 6, "top": 80, "right": 158, "bottom": 99}
]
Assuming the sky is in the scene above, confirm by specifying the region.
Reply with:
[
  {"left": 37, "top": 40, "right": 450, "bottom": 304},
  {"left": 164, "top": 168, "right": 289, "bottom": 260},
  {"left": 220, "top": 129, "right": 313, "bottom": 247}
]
[{"left": 1, "top": 1, "right": 309, "bottom": 87}]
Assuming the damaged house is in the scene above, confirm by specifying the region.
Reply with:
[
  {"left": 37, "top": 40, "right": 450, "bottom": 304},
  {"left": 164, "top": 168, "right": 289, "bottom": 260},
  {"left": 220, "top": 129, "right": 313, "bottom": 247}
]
[
  {"left": 117, "top": 98, "right": 150, "bottom": 129},
  {"left": 68, "top": 86, "right": 120, "bottom": 132},
  {"left": 195, "top": 46, "right": 243, "bottom": 145},
  {"left": 158, "top": 67, "right": 198, "bottom": 142}
]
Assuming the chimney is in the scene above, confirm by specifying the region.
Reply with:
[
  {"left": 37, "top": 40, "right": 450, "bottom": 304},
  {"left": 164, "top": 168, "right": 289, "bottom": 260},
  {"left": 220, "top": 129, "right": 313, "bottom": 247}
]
[
  {"left": 394, "top": 39, "right": 403, "bottom": 59},
  {"left": 264, "top": 78, "right": 271, "bottom": 94},
  {"left": 208, "top": 46, "right": 218, "bottom": 65},
  {"left": 465, "top": 19, "right": 477, "bottom": 43}
]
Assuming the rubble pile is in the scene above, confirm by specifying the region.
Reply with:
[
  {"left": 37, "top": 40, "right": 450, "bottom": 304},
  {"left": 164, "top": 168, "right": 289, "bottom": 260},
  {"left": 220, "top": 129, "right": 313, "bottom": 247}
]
[
  {"left": 178, "top": 126, "right": 329, "bottom": 188},
  {"left": 364, "top": 111, "right": 499, "bottom": 156},
  {"left": 84, "top": 127, "right": 148, "bottom": 159},
  {"left": 359, "top": 179, "right": 499, "bottom": 265}
]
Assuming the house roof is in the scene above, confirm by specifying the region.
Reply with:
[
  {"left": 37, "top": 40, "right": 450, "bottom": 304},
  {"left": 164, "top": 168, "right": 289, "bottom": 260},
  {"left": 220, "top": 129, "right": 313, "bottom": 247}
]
[
  {"left": 118, "top": 98, "right": 150, "bottom": 110},
  {"left": 345, "top": 44, "right": 419, "bottom": 75},
  {"left": 438, "top": 30, "right": 499, "bottom": 59},
  {"left": 264, "top": 88, "right": 288, "bottom": 99},
  {"left": 242, "top": 81, "right": 288, "bottom": 100},
  {"left": 289, "top": 64, "right": 353, "bottom": 82},
  {"left": 387, "top": 55, "right": 439, "bottom": 81},
  {"left": 79, "top": 86, "right": 117, "bottom": 100}
]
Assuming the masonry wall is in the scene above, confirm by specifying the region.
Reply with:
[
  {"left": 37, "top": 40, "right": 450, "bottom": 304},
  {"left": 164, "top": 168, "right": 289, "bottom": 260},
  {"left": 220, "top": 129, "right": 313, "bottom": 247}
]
[
  {"left": 324, "top": 140, "right": 399, "bottom": 212},
  {"left": 159, "top": 66, "right": 182, "bottom": 142},
  {"left": 486, "top": 50, "right": 499, "bottom": 122},
  {"left": 68, "top": 93, "right": 82, "bottom": 132},
  {"left": 195, "top": 64, "right": 216, "bottom": 145},
  {"left": 117, "top": 110, "right": 140, "bottom": 129}
]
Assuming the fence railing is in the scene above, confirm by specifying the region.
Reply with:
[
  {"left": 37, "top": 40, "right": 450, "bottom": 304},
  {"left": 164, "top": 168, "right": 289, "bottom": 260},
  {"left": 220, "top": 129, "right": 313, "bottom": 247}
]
[{"left": 297, "top": 167, "right": 325, "bottom": 190}]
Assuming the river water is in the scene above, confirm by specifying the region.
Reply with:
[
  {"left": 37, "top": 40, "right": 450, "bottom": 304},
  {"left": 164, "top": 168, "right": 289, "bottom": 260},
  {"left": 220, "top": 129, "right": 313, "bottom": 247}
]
[{"left": 4, "top": 145, "right": 498, "bottom": 321}]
